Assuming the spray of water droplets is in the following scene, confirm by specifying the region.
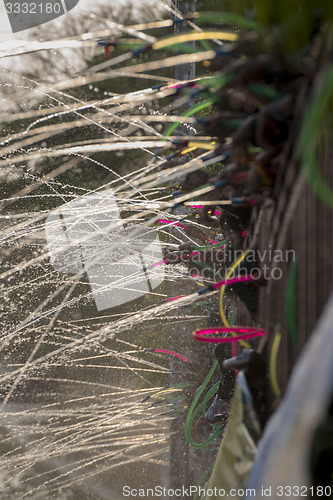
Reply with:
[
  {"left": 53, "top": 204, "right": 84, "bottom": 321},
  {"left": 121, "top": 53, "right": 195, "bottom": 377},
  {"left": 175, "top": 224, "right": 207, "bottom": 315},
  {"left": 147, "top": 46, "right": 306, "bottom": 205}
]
[{"left": 0, "top": 3, "right": 235, "bottom": 497}]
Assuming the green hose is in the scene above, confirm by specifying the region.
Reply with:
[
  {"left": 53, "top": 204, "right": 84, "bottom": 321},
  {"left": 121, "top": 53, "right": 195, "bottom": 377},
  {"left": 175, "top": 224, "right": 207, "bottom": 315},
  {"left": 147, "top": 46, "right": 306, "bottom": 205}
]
[
  {"left": 286, "top": 259, "right": 298, "bottom": 343},
  {"left": 185, "top": 301, "right": 235, "bottom": 449},
  {"left": 194, "top": 241, "right": 228, "bottom": 251},
  {"left": 194, "top": 462, "right": 215, "bottom": 500},
  {"left": 185, "top": 360, "right": 225, "bottom": 448},
  {"left": 300, "top": 64, "right": 333, "bottom": 209},
  {"left": 164, "top": 98, "right": 216, "bottom": 138},
  {"left": 194, "top": 12, "right": 264, "bottom": 32}
]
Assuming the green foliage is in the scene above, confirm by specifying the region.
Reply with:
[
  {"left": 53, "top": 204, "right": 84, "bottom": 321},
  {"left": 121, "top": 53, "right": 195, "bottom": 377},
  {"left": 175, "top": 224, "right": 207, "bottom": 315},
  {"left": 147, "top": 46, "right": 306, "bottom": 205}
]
[
  {"left": 232, "top": 0, "right": 333, "bottom": 52},
  {"left": 196, "top": 0, "right": 233, "bottom": 11},
  {"left": 196, "top": 0, "right": 333, "bottom": 52}
]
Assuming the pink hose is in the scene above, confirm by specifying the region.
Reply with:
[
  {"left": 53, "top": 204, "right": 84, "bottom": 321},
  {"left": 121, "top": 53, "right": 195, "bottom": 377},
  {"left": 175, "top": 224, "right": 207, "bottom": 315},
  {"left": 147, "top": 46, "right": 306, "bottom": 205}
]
[
  {"left": 158, "top": 219, "right": 187, "bottom": 230},
  {"left": 154, "top": 349, "right": 189, "bottom": 362},
  {"left": 213, "top": 275, "right": 255, "bottom": 290},
  {"left": 192, "top": 327, "right": 264, "bottom": 343}
]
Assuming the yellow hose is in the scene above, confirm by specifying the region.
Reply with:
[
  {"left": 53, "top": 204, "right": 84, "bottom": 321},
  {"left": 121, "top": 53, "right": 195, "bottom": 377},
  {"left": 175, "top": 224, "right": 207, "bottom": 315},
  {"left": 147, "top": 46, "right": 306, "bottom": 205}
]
[
  {"left": 218, "top": 248, "right": 251, "bottom": 348},
  {"left": 181, "top": 142, "right": 216, "bottom": 155},
  {"left": 150, "top": 388, "right": 183, "bottom": 398},
  {"left": 153, "top": 31, "right": 238, "bottom": 50},
  {"left": 269, "top": 329, "right": 282, "bottom": 398}
]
